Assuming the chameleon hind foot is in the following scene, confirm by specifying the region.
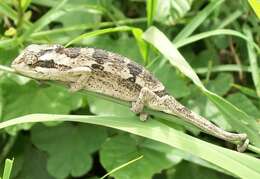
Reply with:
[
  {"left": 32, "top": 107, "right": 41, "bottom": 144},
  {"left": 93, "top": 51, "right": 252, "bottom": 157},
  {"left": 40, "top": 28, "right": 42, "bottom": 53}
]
[
  {"left": 139, "top": 112, "right": 149, "bottom": 121},
  {"left": 131, "top": 87, "right": 157, "bottom": 121},
  {"left": 237, "top": 138, "right": 249, "bottom": 152}
]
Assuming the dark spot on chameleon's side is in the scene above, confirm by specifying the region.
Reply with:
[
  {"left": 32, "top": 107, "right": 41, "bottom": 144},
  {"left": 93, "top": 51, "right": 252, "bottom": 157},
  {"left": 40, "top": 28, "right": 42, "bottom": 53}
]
[
  {"left": 127, "top": 77, "right": 136, "bottom": 83},
  {"left": 154, "top": 89, "right": 168, "bottom": 97},
  {"left": 142, "top": 72, "right": 159, "bottom": 85},
  {"left": 127, "top": 62, "right": 143, "bottom": 77},
  {"left": 91, "top": 64, "right": 104, "bottom": 71},
  {"left": 38, "top": 49, "right": 53, "bottom": 56},
  {"left": 57, "top": 64, "right": 72, "bottom": 71},
  {"left": 64, "top": 48, "right": 81, "bottom": 58},
  {"left": 55, "top": 47, "right": 80, "bottom": 58},
  {"left": 55, "top": 45, "right": 65, "bottom": 53},
  {"left": 92, "top": 49, "right": 108, "bottom": 64},
  {"left": 118, "top": 78, "right": 142, "bottom": 92},
  {"left": 32, "top": 59, "right": 71, "bottom": 70},
  {"left": 33, "top": 60, "right": 56, "bottom": 68}
]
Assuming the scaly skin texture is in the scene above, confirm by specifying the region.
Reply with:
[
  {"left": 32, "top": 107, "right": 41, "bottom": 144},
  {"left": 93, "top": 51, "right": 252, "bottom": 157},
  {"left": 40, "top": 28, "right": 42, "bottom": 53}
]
[{"left": 11, "top": 44, "right": 249, "bottom": 152}]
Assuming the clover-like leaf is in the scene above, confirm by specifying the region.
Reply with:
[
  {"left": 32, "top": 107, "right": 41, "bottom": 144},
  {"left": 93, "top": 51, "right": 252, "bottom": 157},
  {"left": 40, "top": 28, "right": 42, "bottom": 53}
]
[
  {"left": 207, "top": 73, "right": 234, "bottom": 96},
  {"left": 31, "top": 123, "right": 107, "bottom": 178},
  {"left": 148, "top": 58, "right": 191, "bottom": 98},
  {"left": 2, "top": 81, "right": 83, "bottom": 120},
  {"left": 100, "top": 135, "right": 172, "bottom": 179},
  {"left": 8, "top": 136, "right": 54, "bottom": 179},
  {"left": 2, "top": 80, "right": 83, "bottom": 134},
  {"left": 227, "top": 93, "right": 260, "bottom": 118}
]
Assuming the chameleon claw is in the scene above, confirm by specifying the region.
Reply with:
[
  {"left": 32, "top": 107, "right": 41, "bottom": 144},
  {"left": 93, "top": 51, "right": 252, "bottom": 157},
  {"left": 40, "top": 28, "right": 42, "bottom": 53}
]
[
  {"left": 237, "top": 138, "right": 249, "bottom": 152},
  {"left": 139, "top": 112, "right": 149, "bottom": 121}
]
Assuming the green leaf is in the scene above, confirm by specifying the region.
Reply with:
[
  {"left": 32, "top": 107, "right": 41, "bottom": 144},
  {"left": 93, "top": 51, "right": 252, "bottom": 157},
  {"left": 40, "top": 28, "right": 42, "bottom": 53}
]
[
  {"left": 215, "top": 10, "right": 242, "bottom": 29},
  {"left": 1, "top": 114, "right": 260, "bottom": 178},
  {"left": 0, "top": 2, "right": 17, "bottom": 23},
  {"left": 31, "top": 123, "right": 107, "bottom": 178},
  {"left": 146, "top": 0, "right": 157, "bottom": 26},
  {"left": 2, "top": 158, "right": 14, "bottom": 179},
  {"left": 232, "top": 84, "right": 258, "bottom": 99},
  {"left": 100, "top": 135, "right": 172, "bottom": 179},
  {"left": 148, "top": 59, "right": 191, "bottom": 98},
  {"left": 243, "top": 25, "right": 260, "bottom": 97},
  {"left": 14, "top": 138, "right": 54, "bottom": 179},
  {"left": 207, "top": 73, "right": 234, "bottom": 96},
  {"left": 2, "top": 81, "right": 83, "bottom": 134},
  {"left": 172, "top": 161, "right": 230, "bottom": 179},
  {"left": 174, "top": 29, "right": 260, "bottom": 53},
  {"left": 88, "top": 96, "right": 134, "bottom": 116},
  {"left": 204, "top": 91, "right": 260, "bottom": 146},
  {"left": 154, "top": 0, "right": 194, "bottom": 25},
  {"left": 20, "top": 0, "right": 68, "bottom": 41},
  {"left": 227, "top": 93, "right": 260, "bottom": 119},
  {"left": 101, "top": 155, "right": 143, "bottom": 179},
  {"left": 0, "top": 47, "right": 19, "bottom": 65},
  {"left": 143, "top": 26, "right": 204, "bottom": 88},
  {"left": 21, "top": 0, "right": 31, "bottom": 12},
  {"left": 173, "top": 0, "right": 224, "bottom": 42}
]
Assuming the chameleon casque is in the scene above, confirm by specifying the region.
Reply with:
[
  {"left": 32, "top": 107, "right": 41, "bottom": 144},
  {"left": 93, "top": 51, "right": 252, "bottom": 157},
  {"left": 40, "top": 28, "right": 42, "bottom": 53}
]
[{"left": 11, "top": 44, "right": 249, "bottom": 152}]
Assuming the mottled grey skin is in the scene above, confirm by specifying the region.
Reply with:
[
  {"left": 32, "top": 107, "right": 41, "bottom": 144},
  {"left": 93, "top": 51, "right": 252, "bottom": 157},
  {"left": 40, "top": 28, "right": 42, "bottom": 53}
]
[{"left": 11, "top": 44, "right": 249, "bottom": 152}]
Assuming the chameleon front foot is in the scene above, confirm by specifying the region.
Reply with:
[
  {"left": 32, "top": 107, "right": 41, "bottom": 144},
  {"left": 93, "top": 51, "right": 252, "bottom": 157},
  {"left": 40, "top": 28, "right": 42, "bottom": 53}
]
[
  {"left": 131, "top": 101, "right": 144, "bottom": 114},
  {"left": 131, "top": 87, "right": 156, "bottom": 121},
  {"left": 237, "top": 139, "right": 249, "bottom": 152}
]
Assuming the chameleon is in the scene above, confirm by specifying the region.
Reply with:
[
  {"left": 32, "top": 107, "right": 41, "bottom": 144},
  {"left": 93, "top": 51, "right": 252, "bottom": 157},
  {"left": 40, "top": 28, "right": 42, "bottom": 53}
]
[{"left": 11, "top": 44, "right": 249, "bottom": 152}]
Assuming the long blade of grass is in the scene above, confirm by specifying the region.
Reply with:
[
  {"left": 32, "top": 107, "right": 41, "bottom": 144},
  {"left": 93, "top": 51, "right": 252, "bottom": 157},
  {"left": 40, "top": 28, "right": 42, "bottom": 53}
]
[
  {"left": 243, "top": 25, "right": 260, "bottom": 97},
  {"left": 100, "top": 156, "right": 143, "bottom": 179},
  {"left": 65, "top": 26, "right": 146, "bottom": 62},
  {"left": 0, "top": 114, "right": 260, "bottom": 178},
  {"left": 143, "top": 26, "right": 260, "bottom": 147},
  {"left": 143, "top": 27, "right": 205, "bottom": 88},
  {"left": 2, "top": 158, "right": 14, "bottom": 179},
  {"left": 174, "top": 29, "right": 260, "bottom": 53},
  {"left": 18, "top": 3, "right": 103, "bottom": 41},
  {"left": 173, "top": 0, "right": 224, "bottom": 42},
  {"left": 232, "top": 84, "right": 259, "bottom": 99},
  {"left": 195, "top": 65, "right": 251, "bottom": 74},
  {"left": 144, "top": 0, "right": 157, "bottom": 64},
  {"left": 215, "top": 10, "right": 243, "bottom": 29},
  {"left": 30, "top": 18, "right": 147, "bottom": 38},
  {"left": 19, "top": 0, "right": 68, "bottom": 41},
  {"left": 0, "top": 39, "right": 18, "bottom": 49},
  {"left": 146, "top": 0, "right": 157, "bottom": 26},
  {"left": 65, "top": 26, "right": 135, "bottom": 46},
  {"left": 0, "top": 2, "right": 31, "bottom": 28},
  {"left": 0, "top": 2, "right": 18, "bottom": 22}
]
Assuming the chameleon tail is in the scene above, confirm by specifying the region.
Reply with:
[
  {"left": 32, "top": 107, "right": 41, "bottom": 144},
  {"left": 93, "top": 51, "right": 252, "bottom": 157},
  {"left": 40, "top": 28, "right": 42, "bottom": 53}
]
[{"left": 163, "top": 96, "right": 248, "bottom": 152}]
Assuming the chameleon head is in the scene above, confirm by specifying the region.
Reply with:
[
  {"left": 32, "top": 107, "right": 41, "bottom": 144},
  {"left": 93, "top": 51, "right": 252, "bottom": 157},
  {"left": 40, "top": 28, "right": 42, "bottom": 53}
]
[{"left": 11, "top": 44, "right": 65, "bottom": 80}]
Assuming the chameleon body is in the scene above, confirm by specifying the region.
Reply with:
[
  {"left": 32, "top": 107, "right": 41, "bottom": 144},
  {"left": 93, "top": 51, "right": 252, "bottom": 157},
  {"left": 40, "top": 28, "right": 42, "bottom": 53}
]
[{"left": 11, "top": 44, "right": 249, "bottom": 152}]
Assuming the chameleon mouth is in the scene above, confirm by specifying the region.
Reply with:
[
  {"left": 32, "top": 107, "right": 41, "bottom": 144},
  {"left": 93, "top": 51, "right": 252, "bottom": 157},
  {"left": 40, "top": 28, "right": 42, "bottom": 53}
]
[
  {"left": 11, "top": 53, "right": 41, "bottom": 79},
  {"left": 11, "top": 52, "right": 25, "bottom": 68}
]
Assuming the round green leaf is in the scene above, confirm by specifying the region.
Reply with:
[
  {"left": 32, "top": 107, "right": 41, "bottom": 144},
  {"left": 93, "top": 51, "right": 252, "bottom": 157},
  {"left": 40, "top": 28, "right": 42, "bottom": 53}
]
[
  {"left": 100, "top": 135, "right": 172, "bottom": 179},
  {"left": 31, "top": 123, "right": 107, "bottom": 178}
]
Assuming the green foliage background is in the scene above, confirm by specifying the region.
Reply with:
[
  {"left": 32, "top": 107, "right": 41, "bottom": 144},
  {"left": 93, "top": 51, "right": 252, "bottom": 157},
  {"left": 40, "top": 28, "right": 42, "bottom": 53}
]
[{"left": 0, "top": 0, "right": 260, "bottom": 178}]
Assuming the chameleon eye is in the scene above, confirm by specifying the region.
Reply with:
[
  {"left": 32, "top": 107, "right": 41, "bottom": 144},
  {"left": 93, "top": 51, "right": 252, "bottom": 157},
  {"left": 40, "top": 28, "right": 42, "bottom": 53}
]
[{"left": 24, "top": 53, "right": 38, "bottom": 66}]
